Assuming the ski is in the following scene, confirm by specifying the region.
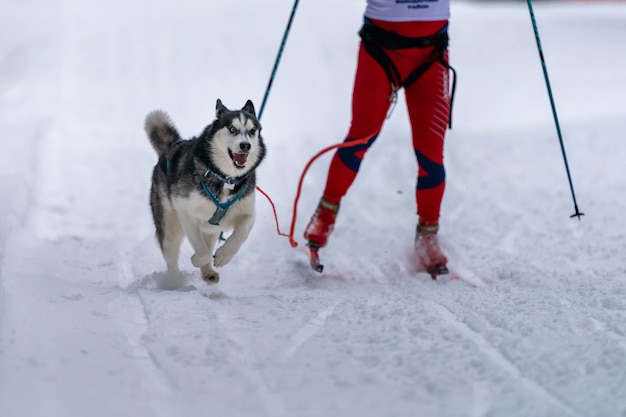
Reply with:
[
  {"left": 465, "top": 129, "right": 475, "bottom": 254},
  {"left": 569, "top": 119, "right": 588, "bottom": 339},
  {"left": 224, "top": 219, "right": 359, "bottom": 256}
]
[
  {"left": 427, "top": 264, "right": 449, "bottom": 281},
  {"left": 446, "top": 267, "right": 486, "bottom": 287},
  {"left": 307, "top": 242, "right": 324, "bottom": 273},
  {"left": 303, "top": 241, "right": 485, "bottom": 288}
]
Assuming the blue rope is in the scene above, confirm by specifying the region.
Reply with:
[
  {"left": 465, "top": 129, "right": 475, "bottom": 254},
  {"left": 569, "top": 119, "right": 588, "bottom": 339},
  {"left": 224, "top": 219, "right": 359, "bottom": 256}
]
[
  {"left": 258, "top": 0, "right": 300, "bottom": 120},
  {"left": 527, "top": 0, "right": 583, "bottom": 220}
]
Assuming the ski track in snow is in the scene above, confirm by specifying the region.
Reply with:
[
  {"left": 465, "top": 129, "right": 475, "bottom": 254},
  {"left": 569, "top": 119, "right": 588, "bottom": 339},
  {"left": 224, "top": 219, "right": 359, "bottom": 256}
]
[
  {"left": 424, "top": 300, "right": 582, "bottom": 417},
  {"left": 107, "top": 291, "right": 173, "bottom": 395},
  {"left": 211, "top": 304, "right": 290, "bottom": 417},
  {"left": 113, "top": 251, "right": 174, "bottom": 399},
  {"left": 282, "top": 300, "right": 341, "bottom": 360}
]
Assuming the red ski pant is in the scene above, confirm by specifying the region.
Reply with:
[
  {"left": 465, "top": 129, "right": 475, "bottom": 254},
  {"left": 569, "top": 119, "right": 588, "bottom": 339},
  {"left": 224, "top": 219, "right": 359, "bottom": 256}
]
[{"left": 322, "top": 19, "right": 450, "bottom": 226}]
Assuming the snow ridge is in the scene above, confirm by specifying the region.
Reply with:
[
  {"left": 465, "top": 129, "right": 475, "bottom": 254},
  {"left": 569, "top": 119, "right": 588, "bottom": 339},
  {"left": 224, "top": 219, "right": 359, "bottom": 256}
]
[{"left": 424, "top": 301, "right": 583, "bottom": 417}]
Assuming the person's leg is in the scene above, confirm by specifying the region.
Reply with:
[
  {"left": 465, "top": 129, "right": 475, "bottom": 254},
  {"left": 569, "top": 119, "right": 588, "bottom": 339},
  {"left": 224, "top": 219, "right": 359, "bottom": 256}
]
[
  {"left": 365, "top": 18, "right": 449, "bottom": 225},
  {"left": 321, "top": 43, "right": 393, "bottom": 205},
  {"left": 404, "top": 54, "right": 451, "bottom": 275},
  {"left": 305, "top": 41, "right": 392, "bottom": 247},
  {"left": 405, "top": 54, "right": 449, "bottom": 226}
]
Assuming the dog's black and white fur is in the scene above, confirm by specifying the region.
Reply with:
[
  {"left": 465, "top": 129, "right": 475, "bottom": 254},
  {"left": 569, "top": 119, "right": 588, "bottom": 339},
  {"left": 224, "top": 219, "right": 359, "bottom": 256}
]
[{"left": 145, "top": 99, "right": 266, "bottom": 284}]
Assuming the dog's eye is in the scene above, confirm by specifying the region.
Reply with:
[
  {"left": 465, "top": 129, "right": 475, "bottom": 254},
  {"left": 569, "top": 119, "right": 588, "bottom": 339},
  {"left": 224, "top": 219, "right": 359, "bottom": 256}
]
[
  {"left": 228, "top": 126, "right": 239, "bottom": 135},
  {"left": 249, "top": 128, "right": 257, "bottom": 136}
]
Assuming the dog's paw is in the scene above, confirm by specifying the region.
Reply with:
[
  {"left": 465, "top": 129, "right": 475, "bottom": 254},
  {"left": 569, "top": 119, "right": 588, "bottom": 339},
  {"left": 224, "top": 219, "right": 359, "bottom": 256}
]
[
  {"left": 201, "top": 265, "right": 220, "bottom": 284},
  {"left": 213, "top": 244, "right": 238, "bottom": 267},
  {"left": 191, "top": 253, "right": 212, "bottom": 268}
]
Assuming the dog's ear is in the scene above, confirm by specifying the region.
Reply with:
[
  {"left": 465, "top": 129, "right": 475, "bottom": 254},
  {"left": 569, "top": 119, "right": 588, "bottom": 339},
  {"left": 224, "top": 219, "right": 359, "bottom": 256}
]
[
  {"left": 216, "top": 99, "right": 229, "bottom": 118},
  {"left": 242, "top": 100, "right": 256, "bottom": 117}
]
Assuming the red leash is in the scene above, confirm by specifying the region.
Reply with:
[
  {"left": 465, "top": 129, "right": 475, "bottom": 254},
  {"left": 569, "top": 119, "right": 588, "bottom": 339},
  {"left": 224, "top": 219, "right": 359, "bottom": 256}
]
[
  {"left": 256, "top": 97, "right": 391, "bottom": 263},
  {"left": 255, "top": 185, "right": 296, "bottom": 246},
  {"left": 256, "top": 131, "right": 378, "bottom": 249}
]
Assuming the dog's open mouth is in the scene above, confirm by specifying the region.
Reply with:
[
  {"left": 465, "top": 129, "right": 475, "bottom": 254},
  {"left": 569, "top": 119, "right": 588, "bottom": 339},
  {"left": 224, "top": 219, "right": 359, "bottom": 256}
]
[{"left": 229, "top": 150, "right": 248, "bottom": 169}]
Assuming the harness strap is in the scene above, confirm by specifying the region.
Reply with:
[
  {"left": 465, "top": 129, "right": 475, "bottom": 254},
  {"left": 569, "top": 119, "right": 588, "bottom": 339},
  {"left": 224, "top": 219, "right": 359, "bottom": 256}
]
[
  {"left": 359, "top": 24, "right": 403, "bottom": 90},
  {"left": 358, "top": 22, "right": 457, "bottom": 128},
  {"left": 202, "top": 167, "right": 239, "bottom": 189},
  {"left": 201, "top": 181, "right": 250, "bottom": 225}
]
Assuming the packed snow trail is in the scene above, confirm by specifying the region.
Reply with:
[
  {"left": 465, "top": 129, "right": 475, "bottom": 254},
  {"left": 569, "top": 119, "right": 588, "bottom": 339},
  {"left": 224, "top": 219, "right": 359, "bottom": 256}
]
[{"left": 2, "top": 1, "right": 626, "bottom": 417}]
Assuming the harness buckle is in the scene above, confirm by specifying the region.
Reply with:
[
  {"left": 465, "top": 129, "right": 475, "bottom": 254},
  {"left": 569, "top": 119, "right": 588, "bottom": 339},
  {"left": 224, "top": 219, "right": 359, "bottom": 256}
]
[{"left": 386, "top": 84, "right": 399, "bottom": 119}]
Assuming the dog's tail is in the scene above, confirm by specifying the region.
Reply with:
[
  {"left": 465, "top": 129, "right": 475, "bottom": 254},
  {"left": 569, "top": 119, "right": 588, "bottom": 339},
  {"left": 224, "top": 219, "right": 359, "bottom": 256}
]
[{"left": 145, "top": 110, "right": 182, "bottom": 156}]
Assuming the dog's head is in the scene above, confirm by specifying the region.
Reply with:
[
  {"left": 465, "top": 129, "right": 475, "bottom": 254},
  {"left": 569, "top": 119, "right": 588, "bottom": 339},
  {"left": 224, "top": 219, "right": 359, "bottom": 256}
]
[{"left": 205, "top": 99, "right": 266, "bottom": 178}]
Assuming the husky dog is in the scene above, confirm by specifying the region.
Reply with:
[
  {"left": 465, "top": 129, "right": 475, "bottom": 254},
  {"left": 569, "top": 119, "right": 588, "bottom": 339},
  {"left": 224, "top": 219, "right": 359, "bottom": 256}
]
[{"left": 145, "top": 99, "right": 266, "bottom": 284}]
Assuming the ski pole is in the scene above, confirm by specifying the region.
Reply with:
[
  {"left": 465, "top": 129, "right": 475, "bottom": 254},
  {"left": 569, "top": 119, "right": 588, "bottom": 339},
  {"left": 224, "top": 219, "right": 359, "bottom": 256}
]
[
  {"left": 258, "top": 0, "right": 301, "bottom": 120},
  {"left": 527, "top": 0, "right": 584, "bottom": 220}
]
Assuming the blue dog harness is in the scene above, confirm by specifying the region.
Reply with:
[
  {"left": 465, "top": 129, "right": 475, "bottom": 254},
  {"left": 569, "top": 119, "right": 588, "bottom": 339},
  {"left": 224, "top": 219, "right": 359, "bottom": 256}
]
[{"left": 200, "top": 168, "right": 250, "bottom": 226}]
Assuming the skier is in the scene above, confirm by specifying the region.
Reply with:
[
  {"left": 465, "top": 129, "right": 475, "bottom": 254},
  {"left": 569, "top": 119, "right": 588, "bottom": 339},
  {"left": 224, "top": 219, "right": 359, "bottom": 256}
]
[{"left": 304, "top": 0, "right": 454, "bottom": 278}]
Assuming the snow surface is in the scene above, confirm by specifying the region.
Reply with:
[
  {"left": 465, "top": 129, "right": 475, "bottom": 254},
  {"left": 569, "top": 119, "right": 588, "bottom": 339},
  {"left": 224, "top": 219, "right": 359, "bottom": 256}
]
[{"left": 1, "top": 0, "right": 626, "bottom": 416}]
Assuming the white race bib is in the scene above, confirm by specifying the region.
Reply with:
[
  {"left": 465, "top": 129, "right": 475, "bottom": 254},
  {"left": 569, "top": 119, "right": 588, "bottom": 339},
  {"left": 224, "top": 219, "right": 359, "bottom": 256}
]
[{"left": 365, "top": 0, "right": 450, "bottom": 22}]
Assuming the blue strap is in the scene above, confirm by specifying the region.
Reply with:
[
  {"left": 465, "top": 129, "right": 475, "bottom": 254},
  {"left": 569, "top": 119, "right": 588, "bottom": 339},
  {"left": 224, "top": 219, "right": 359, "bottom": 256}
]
[
  {"left": 201, "top": 181, "right": 250, "bottom": 225},
  {"left": 203, "top": 167, "right": 240, "bottom": 187}
]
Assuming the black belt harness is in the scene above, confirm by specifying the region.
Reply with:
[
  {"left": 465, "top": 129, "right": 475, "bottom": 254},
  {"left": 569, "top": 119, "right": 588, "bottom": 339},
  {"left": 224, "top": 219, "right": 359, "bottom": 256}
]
[{"left": 358, "top": 21, "right": 457, "bottom": 128}]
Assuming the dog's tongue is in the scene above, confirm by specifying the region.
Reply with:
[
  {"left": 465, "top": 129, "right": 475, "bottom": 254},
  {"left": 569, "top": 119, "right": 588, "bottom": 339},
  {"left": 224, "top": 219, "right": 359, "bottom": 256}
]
[{"left": 233, "top": 152, "right": 248, "bottom": 167}]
